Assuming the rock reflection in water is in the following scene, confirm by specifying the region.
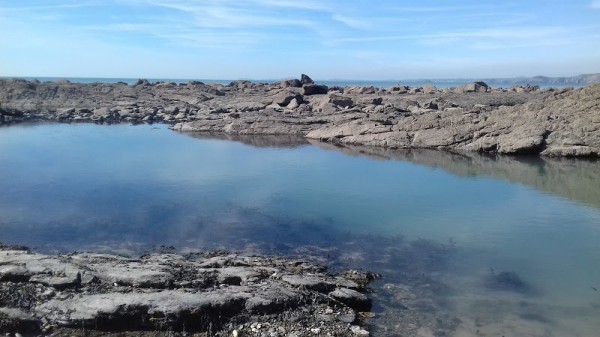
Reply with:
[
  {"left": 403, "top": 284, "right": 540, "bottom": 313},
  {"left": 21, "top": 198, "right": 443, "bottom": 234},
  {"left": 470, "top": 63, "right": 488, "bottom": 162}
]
[
  {"left": 309, "top": 140, "right": 600, "bottom": 210},
  {"left": 180, "top": 132, "right": 310, "bottom": 149},
  {"left": 179, "top": 132, "right": 600, "bottom": 210}
]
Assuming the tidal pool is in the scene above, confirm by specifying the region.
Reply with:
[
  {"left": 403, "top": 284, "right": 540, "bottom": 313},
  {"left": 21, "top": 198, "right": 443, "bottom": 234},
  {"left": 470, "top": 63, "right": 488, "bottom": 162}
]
[{"left": 1, "top": 123, "right": 599, "bottom": 336}]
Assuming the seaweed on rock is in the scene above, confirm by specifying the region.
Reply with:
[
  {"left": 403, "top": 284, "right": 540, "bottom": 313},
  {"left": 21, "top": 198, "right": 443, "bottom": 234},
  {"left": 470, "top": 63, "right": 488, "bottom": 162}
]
[{"left": 485, "top": 269, "right": 536, "bottom": 295}]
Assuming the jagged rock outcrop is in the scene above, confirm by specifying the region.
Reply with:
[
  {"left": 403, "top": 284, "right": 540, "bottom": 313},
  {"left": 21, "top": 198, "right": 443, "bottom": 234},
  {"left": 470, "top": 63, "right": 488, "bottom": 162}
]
[{"left": 1, "top": 76, "right": 599, "bottom": 157}]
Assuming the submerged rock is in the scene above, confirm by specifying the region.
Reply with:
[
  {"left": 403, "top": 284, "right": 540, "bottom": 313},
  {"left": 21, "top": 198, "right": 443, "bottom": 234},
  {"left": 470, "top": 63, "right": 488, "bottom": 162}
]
[{"left": 485, "top": 270, "right": 534, "bottom": 294}]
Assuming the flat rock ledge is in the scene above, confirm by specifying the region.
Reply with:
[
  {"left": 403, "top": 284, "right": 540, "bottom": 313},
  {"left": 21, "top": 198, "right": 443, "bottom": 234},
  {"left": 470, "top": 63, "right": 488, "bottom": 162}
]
[
  {"left": 1, "top": 76, "right": 599, "bottom": 157},
  {"left": 0, "top": 245, "right": 377, "bottom": 336}
]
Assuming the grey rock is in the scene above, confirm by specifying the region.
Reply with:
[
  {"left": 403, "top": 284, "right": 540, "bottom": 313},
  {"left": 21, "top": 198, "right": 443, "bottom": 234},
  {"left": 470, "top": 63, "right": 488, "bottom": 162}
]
[
  {"left": 272, "top": 90, "right": 303, "bottom": 106},
  {"left": 92, "top": 107, "right": 111, "bottom": 117},
  {"left": 326, "top": 94, "right": 354, "bottom": 108},
  {"left": 0, "top": 79, "right": 598, "bottom": 157},
  {"left": 463, "top": 81, "right": 489, "bottom": 93},
  {"left": 350, "top": 325, "right": 370, "bottom": 336},
  {"left": 0, "top": 308, "right": 40, "bottom": 333},
  {"left": 281, "top": 275, "right": 336, "bottom": 292},
  {"left": 281, "top": 79, "right": 302, "bottom": 88},
  {"left": 0, "top": 248, "right": 374, "bottom": 335},
  {"left": 329, "top": 288, "right": 371, "bottom": 311},
  {"left": 422, "top": 85, "right": 437, "bottom": 94},
  {"left": 29, "top": 273, "right": 81, "bottom": 290}
]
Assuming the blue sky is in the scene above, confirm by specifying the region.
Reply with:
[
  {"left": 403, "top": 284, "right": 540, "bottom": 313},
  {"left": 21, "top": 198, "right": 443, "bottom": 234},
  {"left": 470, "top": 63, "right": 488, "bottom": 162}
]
[{"left": 1, "top": 0, "right": 599, "bottom": 80}]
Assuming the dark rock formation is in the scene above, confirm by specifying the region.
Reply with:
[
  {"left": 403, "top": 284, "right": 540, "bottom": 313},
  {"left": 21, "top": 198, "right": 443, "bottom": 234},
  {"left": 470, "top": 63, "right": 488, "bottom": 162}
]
[
  {"left": 303, "top": 84, "right": 329, "bottom": 96},
  {"left": 301, "top": 73, "right": 315, "bottom": 85}
]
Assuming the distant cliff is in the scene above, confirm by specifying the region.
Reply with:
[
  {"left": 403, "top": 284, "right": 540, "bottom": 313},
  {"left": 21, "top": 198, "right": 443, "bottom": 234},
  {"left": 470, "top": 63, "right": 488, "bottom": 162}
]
[{"left": 481, "top": 73, "right": 600, "bottom": 87}]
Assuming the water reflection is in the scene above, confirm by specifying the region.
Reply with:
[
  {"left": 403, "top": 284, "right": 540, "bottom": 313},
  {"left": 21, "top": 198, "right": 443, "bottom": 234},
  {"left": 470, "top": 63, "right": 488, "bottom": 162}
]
[
  {"left": 1, "top": 125, "right": 599, "bottom": 336},
  {"left": 308, "top": 141, "right": 600, "bottom": 210},
  {"left": 184, "top": 132, "right": 600, "bottom": 210},
  {"left": 181, "top": 132, "right": 310, "bottom": 149}
]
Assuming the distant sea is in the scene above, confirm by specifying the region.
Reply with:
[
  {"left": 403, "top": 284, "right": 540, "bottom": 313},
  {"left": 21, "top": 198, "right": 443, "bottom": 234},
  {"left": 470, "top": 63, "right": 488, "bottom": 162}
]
[{"left": 0, "top": 76, "right": 584, "bottom": 89}]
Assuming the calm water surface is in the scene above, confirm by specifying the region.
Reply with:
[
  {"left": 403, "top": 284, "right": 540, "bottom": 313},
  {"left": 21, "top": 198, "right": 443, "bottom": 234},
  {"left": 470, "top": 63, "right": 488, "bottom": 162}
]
[{"left": 1, "top": 123, "right": 599, "bottom": 336}]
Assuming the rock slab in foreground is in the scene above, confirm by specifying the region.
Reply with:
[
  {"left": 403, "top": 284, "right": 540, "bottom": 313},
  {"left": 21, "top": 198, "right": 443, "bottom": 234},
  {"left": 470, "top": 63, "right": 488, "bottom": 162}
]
[{"left": 0, "top": 246, "right": 375, "bottom": 336}]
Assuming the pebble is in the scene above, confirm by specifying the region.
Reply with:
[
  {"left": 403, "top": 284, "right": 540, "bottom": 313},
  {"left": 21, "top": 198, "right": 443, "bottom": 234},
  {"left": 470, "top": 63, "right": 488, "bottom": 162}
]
[{"left": 350, "top": 325, "right": 370, "bottom": 336}]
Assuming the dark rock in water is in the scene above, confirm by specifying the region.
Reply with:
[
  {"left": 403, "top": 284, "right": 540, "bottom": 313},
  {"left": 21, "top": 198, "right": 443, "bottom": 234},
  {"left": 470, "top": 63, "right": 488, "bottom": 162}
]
[
  {"left": 486, "top": 270, "right": 533, "bottom": 294},
  {"left": 303, "top": 84, "right": 329, "bottom": 95},
  {"left": 342, "top": 269, "right": 382, "bottom": 288},
  {"left": 301, "top": 73, "right": 315, "bottom": 85}
]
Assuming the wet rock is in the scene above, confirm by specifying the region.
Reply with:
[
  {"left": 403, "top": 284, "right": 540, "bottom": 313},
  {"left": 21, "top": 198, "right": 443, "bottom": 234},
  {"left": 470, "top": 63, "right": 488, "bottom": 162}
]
[
  {"left": 0, "top": 308, "right": 41, "bottom": 334},
  {"left": 350, "top": 325, "right": 370, "bottom": 336},
  {"left": 329, "top": 288, "right": 371, "bottom": 311},
  {"left": 281, "top": 275, "right": 336, "bottom": 293},
  {"left": 29, "top": 273, "right": 81, "bottom": 290},
  {"left": 0, "top": 247, "right": 374, "bottom": 335}
]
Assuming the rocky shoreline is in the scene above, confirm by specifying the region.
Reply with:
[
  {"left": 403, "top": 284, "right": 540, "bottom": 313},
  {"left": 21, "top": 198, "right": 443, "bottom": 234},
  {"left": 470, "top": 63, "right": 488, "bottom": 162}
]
[
  {"left": 0, "top": 244, "right": 378, "bottom": 336},
  {"left": 1, "top": 75, "right": 598, "bottom": 157}
]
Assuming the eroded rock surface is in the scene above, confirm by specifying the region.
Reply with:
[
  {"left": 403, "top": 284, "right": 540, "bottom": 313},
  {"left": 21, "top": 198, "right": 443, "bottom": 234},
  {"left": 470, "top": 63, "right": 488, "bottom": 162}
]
[
  {"left": 0, "top": 247, "right": 375, "bottom": 336},
  {"left": 0, "top": 77, "right": 599, "bottom": 157}
]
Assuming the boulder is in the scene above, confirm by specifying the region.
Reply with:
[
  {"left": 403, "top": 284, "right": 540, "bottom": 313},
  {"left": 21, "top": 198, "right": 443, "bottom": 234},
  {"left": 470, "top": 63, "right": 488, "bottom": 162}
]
[
  {"left": 463, "top": 81, "right": 489, "bottom": 93},
  {"left": 92, "top": 107, "right": 112, "bottom": 117},
  {"left": 272, "top": 91, "right": 303, "bottom": 106},
  {"left": 303, "top": 84, "right": 329, "bottom": 96},
  {"left": 329, "top": 288, "right": 371, "bottom": 311},
  {"left": 301, "top": 74, "right": 315, "bottom": 85},
  {"left": 422, "top": 85, "right": 437, "bottom": 94},
  {"left": 326, "top": 94, "right": 355, "bottom": 108},
  {"left": 281, "top": 79, "right": 302, "bottom": 88}
]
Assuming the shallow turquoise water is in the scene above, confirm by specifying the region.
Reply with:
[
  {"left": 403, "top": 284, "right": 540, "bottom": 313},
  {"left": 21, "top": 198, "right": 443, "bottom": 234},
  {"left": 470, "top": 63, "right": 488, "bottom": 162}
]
[{"left": 1, "top": 123, "right": 599, "bottom": 336}]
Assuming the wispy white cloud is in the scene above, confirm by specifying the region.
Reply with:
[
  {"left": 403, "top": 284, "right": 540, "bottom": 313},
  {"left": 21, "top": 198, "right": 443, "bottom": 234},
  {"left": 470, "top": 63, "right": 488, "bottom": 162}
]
[
  {"left": 0, "top": 2, "right": 99, "bottom": 12},
  {"left": 331, "top": 14, "right": 371, "bottom": 30},
  {"left": 250, "top": 0, "right": 328, "bottom": 11},
  {"left": 1, "top": 0, "right": 599, "bottom": 79},
  {"left": 332, "top": 26, "right": 593, "bottom": 47}
]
